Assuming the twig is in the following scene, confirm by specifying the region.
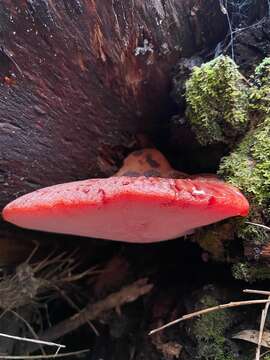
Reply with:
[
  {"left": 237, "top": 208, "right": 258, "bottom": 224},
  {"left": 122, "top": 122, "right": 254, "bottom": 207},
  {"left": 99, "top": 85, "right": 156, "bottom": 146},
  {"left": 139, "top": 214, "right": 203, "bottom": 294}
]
[
  {"left": 0, "top": 248, "right": 97, "bottom": 310},
  {"left": 244, "top": 289, "right": 270, "bottom": 296},
  {"left": 214, "top": 9, "right": 266, "bottom": 59},
  {"left": 0, "top": 349, "right": 89, "bottom": 359},
  {"left": 53, "top": 285, "right": 99, "bottom": 336},
  {"left": 10, "top": 310, "right": 46, "bottom": 356},
  {"left": 261, "top": 349, "right": 270, "bottom": 358},
  {"left": 27, "top": 278, "right": 153, "bottom": 353},
  {"left": 219, "top": 0, "right": 234, "bottom": 59},
  {"left": 149, "top": 299, "right": 270, "bottom": 335},
  {"left": 244, "top": 289, "right": 270, "bottom": 359},
  {"left": 60, "top": 267, "right": 100, "bottom": 283},
  {"left": 256, "top": 295, "right": 270, "bottom": 360},
  {"left": 31, "top": 249, "right": 60, "bottom": 274},
  {"left": 24, "top": 242, "right": 40, "bottom": 265},
  {"left": 246, "top": 222, "right": 270, "bottom": 231},
  {"left": 0, "top": 332, "right": 65, "bottom": 349}
]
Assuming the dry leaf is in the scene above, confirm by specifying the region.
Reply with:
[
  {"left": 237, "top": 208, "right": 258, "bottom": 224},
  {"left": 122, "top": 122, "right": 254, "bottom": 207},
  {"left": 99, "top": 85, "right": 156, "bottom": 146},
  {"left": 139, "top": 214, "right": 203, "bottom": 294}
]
[{"left": 233, "top": 329, "right": 270, "bottom": 348}]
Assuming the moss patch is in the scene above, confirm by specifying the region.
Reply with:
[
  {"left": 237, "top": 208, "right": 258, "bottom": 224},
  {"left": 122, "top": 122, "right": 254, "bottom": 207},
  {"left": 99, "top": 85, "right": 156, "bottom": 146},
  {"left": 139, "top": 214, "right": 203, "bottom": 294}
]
[
  {"left": 218, "top": 101, "right": 270, "bottom": 263},
  {"left": 185, "top": 56, "right": 270, "bottom": 270},
  {"left": 185, "top": 55, "right": 249, "bottom": 146},
  {"left": 218, "top": 112, "right": 270, "bottom": 254},
  {"left": 250, "top": 57, "right": 270, "bottom": 115},
  {"left": 232, "top": 262, "right": 270, "bottom": 282},
  {"left": 218, "top": 116, "right": 270, "bottom": 205},
  {"left": 192, "top": 294, "right": 235, "bottom": 360}
]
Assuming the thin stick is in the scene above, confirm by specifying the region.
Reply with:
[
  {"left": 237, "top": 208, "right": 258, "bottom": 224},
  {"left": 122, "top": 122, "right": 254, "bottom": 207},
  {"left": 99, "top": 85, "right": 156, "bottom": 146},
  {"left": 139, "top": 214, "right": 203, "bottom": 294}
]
[
  {"left": 219, "top": 0, "right": 234, "bottom": 59},
  {"left": 261, "top": 349, "right": 270, "bottom": 358},
  {"left": 149, "top": 299, "right": 270, "bottom": 335},
  {"left": 256, "top": 295, "right": 270, "bottom": 360},
  {"left": 27, "top": 278, "right": 153, "bottom": 354},
  {"left": 53, "top": 285, "right": 99, "bottom": 336},
  {"left": 246, "top": 222, "right": 270, "bottom": 231},
  {"left": 244, "top": 289, "right": 270, "bottom": 296},
  {"left": 60, "top": 267, "right": 99, "bottom": 283},
  {"left": 0, "top": 349, "right": 89, "bottom": 359},
  {"left": 10, "top": 310, "right": 46, "bottom": 355},
  {"left": 25, "top": 242, "right": 40, "bottom": 265},
  {"left": 0, "top": 332, "right": 65, "bottom": 349},
  {"left": 31, "top": 249, "right": 60, "bottom": 274}
]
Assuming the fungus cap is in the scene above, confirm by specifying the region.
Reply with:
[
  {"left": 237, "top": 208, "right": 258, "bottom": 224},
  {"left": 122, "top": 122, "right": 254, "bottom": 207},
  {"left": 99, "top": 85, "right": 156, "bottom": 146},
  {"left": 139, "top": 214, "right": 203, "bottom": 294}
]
[{"left": 2, "top": 175, "right": 249, "bottom": 243}]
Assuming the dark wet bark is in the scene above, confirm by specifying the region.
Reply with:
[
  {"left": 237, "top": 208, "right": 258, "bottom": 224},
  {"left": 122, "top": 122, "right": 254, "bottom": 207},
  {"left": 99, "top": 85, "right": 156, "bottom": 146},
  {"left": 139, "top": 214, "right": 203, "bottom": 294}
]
[{"left": 229, "top": 17, "right": 270, "bottom": 75}]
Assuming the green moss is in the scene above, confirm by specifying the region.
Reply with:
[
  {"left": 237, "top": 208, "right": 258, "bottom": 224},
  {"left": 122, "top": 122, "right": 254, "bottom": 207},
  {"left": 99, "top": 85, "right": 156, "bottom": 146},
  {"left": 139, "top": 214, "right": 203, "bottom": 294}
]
[
  {"left": 250, "top": 57, "right": 270, "bottom": 115},
  {"left": 237, "top": 219, "right": 269, "bottom": 247},
  {"left": 232, "top": 262, "right": 270, "bottom": 282},
  {"left": 218, "top": 111, "right": 270, "bottom": 256},
  {"left": 185, "top": 55, "right": 249, "bottom": 146},
  {"left": 187, "top": 57, "right": 270, "bottom": 267},
  {"left": 218, "top": 59, "right": 270, "bottom": 205},
  {"left": 218, "top": 116, "right": 270, "bottom": 205},
  {"left": 193, "top": 295, "right": 235, "bottom": 360}
]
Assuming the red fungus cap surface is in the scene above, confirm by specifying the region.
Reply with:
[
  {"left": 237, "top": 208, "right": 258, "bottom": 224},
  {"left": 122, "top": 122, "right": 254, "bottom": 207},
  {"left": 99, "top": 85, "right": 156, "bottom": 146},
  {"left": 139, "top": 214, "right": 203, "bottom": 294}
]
[{"left": 2, "top": 176, "right": 249, "bottom": 243}]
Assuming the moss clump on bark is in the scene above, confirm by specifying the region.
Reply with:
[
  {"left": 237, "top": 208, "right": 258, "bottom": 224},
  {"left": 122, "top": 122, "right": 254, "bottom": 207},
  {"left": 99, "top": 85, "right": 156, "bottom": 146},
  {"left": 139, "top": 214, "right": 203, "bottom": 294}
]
[
  {"left": 186, "top": 57, "right": 270, "bottom": 272},
  {"left": 250, "top": 57, "right": 270, "bottom": 115},
  {"left": 218, "top": 60, "right": 270, "bottom": 253},
  {"left": 185, "top": 55, "right": 249, "bottom": 146},
  {"left": 218, "top": 116, "right": 270, "bottom": 205},
  {"left": 232, "top": 262, "right": 270, "bottom": 282},
  {"left": 192, "top": 294, "right": 235, "bottom": 360}
]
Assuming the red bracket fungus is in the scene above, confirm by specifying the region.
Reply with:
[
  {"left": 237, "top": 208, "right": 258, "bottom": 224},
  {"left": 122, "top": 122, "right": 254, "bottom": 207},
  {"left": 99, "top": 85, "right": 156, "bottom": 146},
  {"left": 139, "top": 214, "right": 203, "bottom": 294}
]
[{"left": 2, "top": 149, "right": 249, "bottom": 243}]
